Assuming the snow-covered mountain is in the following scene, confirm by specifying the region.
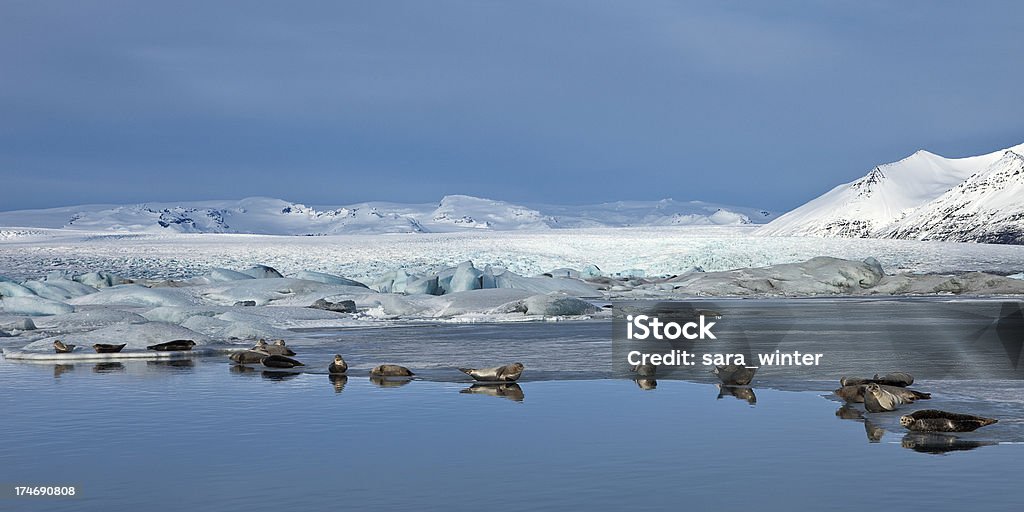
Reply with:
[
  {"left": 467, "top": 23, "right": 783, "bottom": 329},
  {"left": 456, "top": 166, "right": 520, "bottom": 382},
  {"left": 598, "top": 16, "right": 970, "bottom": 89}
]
[
  {"left": 759, "top": 142, "right": 1024, "bottom": 243},
  {"left": 0, "top": 195, "right": 776, "bottom": 235},
  {"left": 879, "top": 151, "right": 1024, "bottom": 244}
]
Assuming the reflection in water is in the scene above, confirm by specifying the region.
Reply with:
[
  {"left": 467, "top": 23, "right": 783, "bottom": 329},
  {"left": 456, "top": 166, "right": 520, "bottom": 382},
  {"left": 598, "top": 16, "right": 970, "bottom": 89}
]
[
  {"left": 369, "top": 376, "right": 414, "bottom": 388},
  {"left": 262, "top": 370, "right": 301, "bottom": 381},
  {"left": 329, "top": 374, "right": 348, "bottom": 394},
  {"left": 835, "top": 405, "right": 886, "bottom": 442},
  {"left": 459, "top": 383, "right": 524, "bottom": 402},
  {"left": 835, "top": 404, "right": 864, "bottom": 420},
  {"left": 148, "top": 359, "right": 195, "bottom": 371},
  {"left": 53, "top": 364, "right": 74, "bottom": 379},
  {"left": 865, "top": 420, "right": 885, "bottom": 443},
  {"left": 634, "top": 378, "right": 657, "bottom": 391},
  {"left": 901, "top": 433, "right": 997, "bottom": 454},
  {"left": 716, "top": 385, "right": 756, "bottom": 405},
  {"left": 230, "top": 364, "right": 257, "bottom": 375},
  {"left": 93, "top": 362, "right": 124, "bottom": 374}
]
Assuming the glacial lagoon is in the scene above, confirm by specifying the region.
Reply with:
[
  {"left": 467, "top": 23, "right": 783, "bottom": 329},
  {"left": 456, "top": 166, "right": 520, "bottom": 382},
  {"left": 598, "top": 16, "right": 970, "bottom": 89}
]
[{"left": 2, "top": 302, "right": 1023, "bottom": 512}]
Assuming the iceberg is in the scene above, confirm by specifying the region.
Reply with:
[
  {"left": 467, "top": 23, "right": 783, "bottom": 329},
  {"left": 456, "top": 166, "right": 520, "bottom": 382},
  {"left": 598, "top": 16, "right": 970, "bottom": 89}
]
[{"left": 0, "top": 296, "right": 75, "bottom": 316}]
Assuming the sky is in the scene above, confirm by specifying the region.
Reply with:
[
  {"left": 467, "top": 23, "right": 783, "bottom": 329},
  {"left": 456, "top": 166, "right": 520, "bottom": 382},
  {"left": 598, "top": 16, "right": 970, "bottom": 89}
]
[{"left": 1, "top": 0, "right": 1023, "bottom": 212}]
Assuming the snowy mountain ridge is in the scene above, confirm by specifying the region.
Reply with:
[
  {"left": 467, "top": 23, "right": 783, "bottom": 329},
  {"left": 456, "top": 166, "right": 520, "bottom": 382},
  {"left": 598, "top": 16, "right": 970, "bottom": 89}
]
[
  {"left": 759, "top": 141, "right": 1024, "bottom": 243},
  {"left": 0, "top": 195, "right": 777, "bottom": 235}
]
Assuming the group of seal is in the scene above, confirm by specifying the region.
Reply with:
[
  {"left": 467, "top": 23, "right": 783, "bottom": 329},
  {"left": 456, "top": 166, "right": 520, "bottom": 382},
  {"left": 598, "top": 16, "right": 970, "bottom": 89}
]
[
  {"left": 229, "top": 339, "right": 305, "bottom": 369},
  {"left": 227, "top": 346, "right": 525, "bottom": 386},
  {"left": 52, "top": 339, "right": 186, "bottom": 354},
  {"left": 834, "top": 371, "right": 997, "bottom": 433}
]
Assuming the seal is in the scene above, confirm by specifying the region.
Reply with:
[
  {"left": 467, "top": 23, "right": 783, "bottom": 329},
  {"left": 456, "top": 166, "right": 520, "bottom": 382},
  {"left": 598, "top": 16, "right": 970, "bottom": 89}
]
[
  {"left": 328, "top": 354, "right": 348, "bottom": 374},
  {"left": 261, "top": 355, "right": 304, "bottom": 369},
  {"left": 841, "top": 372, "right": 913, "bottom": 387},
  {"left": 458, "top": 362, "right": 524, "bottom": 382},
  {"left": 147, "top": 340, "right": 196, "bottom": 351},
  {"left": 92, "top": 343, "right": 126, "bottom": 354},
  {"left": 899, "top": 410, "right": 998, "bottom": 432},
  {"left": 53, "top": 340, "right": 76, "bottom": 354},
  {"left": 251, "top": 339, "right": 295, "bottom": 356},
  {"left": 229, "top": 350, "right": 267, "bottom": 365},
  {"left": 270, "top": 339, "right": 297, "bottom": 356},
  {"left": 370, "top": 364, "right": 414, "bottom": 377},
  {"left": 634, "top": 378, "right": 657, "bottom": 390},
  {"left": 714, "top": 364, "right": 756, "bottom": 386},
  {"left": 835, "top": 384, "right": 929, "bottom": 404},
  {"left": 863, "top": 383, "right": 908, "bottom": 412}
]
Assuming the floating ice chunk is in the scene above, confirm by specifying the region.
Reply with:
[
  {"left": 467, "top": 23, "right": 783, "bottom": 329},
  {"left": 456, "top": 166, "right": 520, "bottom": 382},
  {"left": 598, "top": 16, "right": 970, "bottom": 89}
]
[
  {"left": 0, "top": 296, "right": 75, "bottom": 316},
  {"left": 426, "top": 288, "right": 534, "bottom": 317},
  {"left": 658, "top": 256, "right": 889, "bottom": 296},
  {"left": 70, "top": 284, "right": 200, "bottom": 307},
  {"left": 240, "top": 265, "right": 283, "bottom": 279},
  {"left": 405, "top": 275, "right": 440, "bottom": 295},
  {"left": 1008, "top": 273, "right": 1024, "bottom": 280},
  {"left": 543, "top": 268, "right": 581, "bottom": 279},
  {"left": 74, "top": 271, "right": 131, "bottom": 288},
  {"left": 197, "top": 278, "right": 372, "bottom": 306},
  {"left": 142, "top": 306, "right": 226, "bottom": 324},
  {"left": 31, "top": 308, "right": 148, "bottom": 332},
  {"left": 373, "top": 269, "right": 415, "bottom": 293},
  {"left": 0, "top": 316, "right": 37, "bottom": 331},
  {"left": 447, "top": 261, "right": 485, "bottom": 293},
  {"left": 494, "top": 293, "right": 599, "bottom": 316},
  {"left": 0, "top": 280, "right": 36, "bottom": 297},
  {"left": 291, "top": 270, "right": 368, "bottom": 288},
  {"left": 22, "top": 277, "right": 97, "bottom": 300},
  {"left": 208, "top": 268, "right": 256, "bottom": 281},
  {"left": 581, "top": 265, "right": 603, "bottom": 278},
  {"left": 492, "top": 271, "right": 600, "bottom": 297},
  {"left": 181, "top": 314, "right": 289, "bottom": 340},
  {"left": 19, "top": 321, "right": 210, "bottom": 352}
]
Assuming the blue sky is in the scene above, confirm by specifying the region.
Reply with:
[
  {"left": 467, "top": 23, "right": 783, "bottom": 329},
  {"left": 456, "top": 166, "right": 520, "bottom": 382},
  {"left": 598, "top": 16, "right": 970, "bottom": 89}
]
[{"left": 2, "top": 1, "right": 1022, "bottom": 212}]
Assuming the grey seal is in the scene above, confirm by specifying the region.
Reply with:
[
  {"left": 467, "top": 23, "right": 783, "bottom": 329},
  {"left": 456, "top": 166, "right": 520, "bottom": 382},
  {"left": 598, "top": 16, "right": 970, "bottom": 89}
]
[
  {"left": 261, "top": 355, "right": 305, "bottom": 369},
  {"left": 252, "top": 339, "right": 296, "bottom": 356},
  {"left": 714, "top": 364, "right": 756, "bottom": 386},
  {"left": 229, "top": 350, "right": 267, "bottom": 365},
  {"left": 864, "top": 383, "right": 908, "bottom": 412},
  {"left": 634, "top": 378, "right": 657, "bottom": 390},
  {"left": 840, "top": 372, "right": 913, "bottom": 388},
  {"left": 899, "top": 410, "right": 998, "bottom": 432},
  {"left": 458, "top": 362, "right": 524, "bottom": 382},
  {"left": 270, "top": 339, "right": 297, "bottom": 356},
  {"left": 328, "top": 354, "right": 348, "bottom": 374},
  {"left": 53, "top": 340, "right": 76, "bottom": 354},
  {"left": 834, "top": 384, "right": 929, "bottom": 404},
  {"left": 147, "top": 340, "right": 196, "bottom": 351},
  {"left": 370, "top": 364, "right": 414, "bottom": 377},
  {"left": 92, "top": 343, "right": 126, "bottom": 354}
]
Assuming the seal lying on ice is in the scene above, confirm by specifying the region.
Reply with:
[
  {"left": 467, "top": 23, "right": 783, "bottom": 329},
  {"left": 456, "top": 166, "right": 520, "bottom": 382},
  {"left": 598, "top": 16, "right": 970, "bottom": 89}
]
[
  {"left": 147, "top": 340, "right": 196, "bottom": 351},
  {"left": 899, "top": 410, "right": 998, "bottom": 432},
  {"left": 53, "top": 340, "right": 76, "bottom": 354},
  {"left": 370, "top": 364, "right": 414, "bottom": 377},
  {"left": 458, "top": 362, "right": 524, "bottom": 382}
]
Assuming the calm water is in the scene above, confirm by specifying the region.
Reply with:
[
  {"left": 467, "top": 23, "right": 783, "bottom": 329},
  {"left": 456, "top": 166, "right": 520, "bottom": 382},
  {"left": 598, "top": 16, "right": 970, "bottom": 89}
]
[{"left": 2, "top": 309, "right": 1024, "bottom": 511}]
